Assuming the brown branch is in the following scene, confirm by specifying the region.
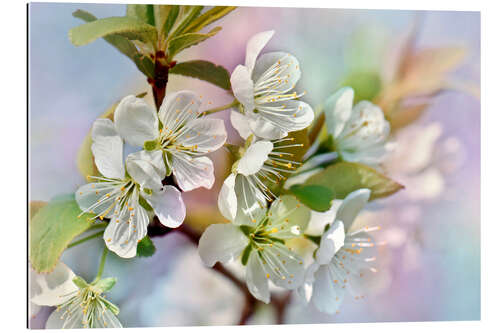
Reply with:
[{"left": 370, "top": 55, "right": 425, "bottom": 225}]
[
  {"left": 272, "top": 291, "right": 292, "bottom": 324},
  {"left": 148, "top": 51, "right": 176, "bottom": 110}
]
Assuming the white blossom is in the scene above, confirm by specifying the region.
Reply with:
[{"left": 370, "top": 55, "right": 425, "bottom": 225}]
[
  {"left": 30, "top": 262, "right": 122, "bottom": 329},
  {"left": 113, "top": 91, "right": 227, "bottom": 192},
  {"left": 199, "top": 196, "right": 310, "bottom": 303},
  {"left": 298, "top": 189, "right": 381, "bottom": 314},
  {"left": 230, "top": 30, "right": 314, "bottom": 140},
  {"left": 76, "top": 118, "right": 185, "bottom": 258},
  {"left": 218, "top": 137, "right": 303, "bottom": 223},
  {"left": 324, "top": 87, "right": 392, "bottom": 166}
]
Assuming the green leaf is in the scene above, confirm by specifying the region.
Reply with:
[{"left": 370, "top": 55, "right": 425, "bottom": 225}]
[
  {"left": 72, "top": 10, "right": 155, "bottom": 78},
  {"left": 184, "top": 6, "right": 237, "bottom": 33},
  {"left": 289, "top": 185, "right": 335, "bottom": 212},
  {"left": 341, "top": 71, "right": 382, "bottom": 103},
  {"left": 30, "top": 201, "right": 47, "bottom": 220},
  {"left": 69, "top": 16, "right": 158, "bottom": 47},
  {"left": 168, "top": 26, "right": 221, "bottom": 58},
  {"left": 169, "top": 5, "right": 204, "bottom": 38},
  {"left": 162, "top": 5, "right": 180, "bottom": 35},
  {"left": 153, "top": 5, "right": 172, "bottom": 33},
  {"left": 304, "top": 162, "right": 404, "bottom": 200},
  {"left": 76, "top": 103, "right": 117, "bottom": 178},
  {"left": 72, "top": 10, "right": 138, "bottom": 60},
  {"left": 30, "top": 195, "right": 94, "bottom": 273},
  {"left": 170, "top": 60, "right": 231, "bottom": 90},
  {"left": 126, "top": 4, "right": 155, "bottom": 26},
  {"left": 137, "top": 236, "right": 156, "bottom": 257}
]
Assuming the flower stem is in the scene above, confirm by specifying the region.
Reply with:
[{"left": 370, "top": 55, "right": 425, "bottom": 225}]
[
  {"left": 202, "top": 99, "right": 239, "bottom": 115},
  {"left": 93, "top": 246, "right": 109, "bottom": 283},
  {"left": 67, "top": 230, "right": 104, "bottom": 249}
]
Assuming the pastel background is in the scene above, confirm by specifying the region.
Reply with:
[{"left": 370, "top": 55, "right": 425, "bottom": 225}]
[{"left": 29, "top": 3, "right": 480, "bottom": 327}]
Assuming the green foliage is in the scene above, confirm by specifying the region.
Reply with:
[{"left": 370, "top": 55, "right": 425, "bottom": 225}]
[
  {"left": 126, "top": 4, "right": 155, "bottom": 26},
  {"left": 289, "top": 185, "right": 335, "bottom": 212},
  {"left": 70, "top": 5, "right": 238, "bottom": 78},
  {"left": 167, "top": 27, "right": 221, "bottom": 59},
  {"left": 69, "top": 16, "right": 158, "bottom": 47},
  {"left": 305, "top": 162, "right": 403, "bottom": 200},
  {"left": 72, "top": 10, "right": 154, "bottom": 78},
  {"left": 162, "top": 5, "right": 180, "bottom": 35},
  {"left": 341, "top": 71, "right": 382, "bottom": 103},
  {"left": 184, "top": 6, "right": 237, "bottom": 33},
  {"left": 29, "top": 195, "right": 94, "bottom": 273},
  {"left": 137, "top": 236, "right": 156, "bottom": 257},
  {"left": 169, "top": 6, "right": 204, "bottom": 38},
  {"left": 170, "top": 60, "right": 231, "bottom": 90},
  {"left": 30, "top": 201, "right": 47, "bottom": 220}
]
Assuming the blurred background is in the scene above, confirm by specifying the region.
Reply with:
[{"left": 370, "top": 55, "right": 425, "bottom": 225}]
[{"left": 29, "top": 3, "right": 480, "bottom": 327}]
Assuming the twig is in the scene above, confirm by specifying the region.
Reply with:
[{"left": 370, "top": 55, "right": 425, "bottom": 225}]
[
  {"left": 202, "top": 99, "right": 238, "bottom": 115},
  {"left": 272, "top": 291, "right": 292, "bottom": 324},
  {"left": 67, "top": 230, "right": 104, "bottom": 249}
]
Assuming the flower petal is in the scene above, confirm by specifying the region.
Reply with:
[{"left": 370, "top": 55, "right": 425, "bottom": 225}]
[
  {"left": 339, "top": 232, "right": 379, "bottom": 298},
  {"left": 114, "top": 95, "right": 159, "bottom": 147},
  {"left": 103, "top": 192, "right": 149, "bottom": 258},
  {"left": 93, "top": 308, "right": 123, "bottom": 328},
  {"left": 146, "top": 185, "right": 185, "bottom": 228},
  {"left": 233, "top": 174, "right": 267, "bottom": 226},
  {"left": 341, "top": 142, "right": 391, "bottom": 166},
  {"left": 91, "top": 119, "right": 125, "bottom": 179},
  {"left": 76, "top": 182, "right": 121, "bottom": 219},
  {"left": 30, "top": 262, "right": 78, "bottom": 306},
  {"left": 253, "top": 100, "right": 314, "bottom": 138},
  {"left": 252, "top": 51, "right": 301, "bottom": 92},
  {"left": 337, "top": 101, "right": 390, "bottom": 155},
  {"left": 268, "top": 195, "right": 311, "bottom": 239},
  {"left": 176, "top": 117, "right": 227, "bottom": 153},
  {"left": 198, "top": 223, "right": 248, "bottom": 267},
  {"left": 158, "top": 90, "right": 201, "bottom": 130},
  {"left": 297, "top": 262, "right": 320, "bottom": 304},
  {"left": 230, "top": 109, "right": 253, "bottom": 140},
  {"left": 244, "top": 30, "right": 275, "bottom": 73},
  {"left": 45, "top": 305, "right": 85, "bottom": 329},
  {"left": 249, "top": 115, "right": 288, "bottom": 140},
  {"left": 171, "top": 154, "right": 215, "bottom": 191},
  {"left": 236, "top": 140, "right": 273, "bottom": 176},
  {"left": 336, "top": 189, "right": 370, "bottom": 232},
  {"left": 316, "top": 221, "right": 345, "bottom": 265},
  {"left": 324, "top": 87, "right": 354, "bottom": 138},
  {"left": 311, "top": 263, "right": 345, "bottom": 314},
  {"left": 125, "top": 150, "right": 166, "bottom": 191},
  {"left": 230, "top": 65, "right": 255, "bottom": 112},
  {"left": 246, "top": 251, "right": 271, "bottom": 303},
  {"left": 260, "top": 243, "right": 305, "bottom": 290},
  {"left": 218, "top": 173, "right": 237, "bottom": 221}
]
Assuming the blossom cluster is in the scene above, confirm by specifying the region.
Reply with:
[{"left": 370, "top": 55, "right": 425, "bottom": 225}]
[{"left": 30, "top": 28, "right": 395, "bottom": 328}]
